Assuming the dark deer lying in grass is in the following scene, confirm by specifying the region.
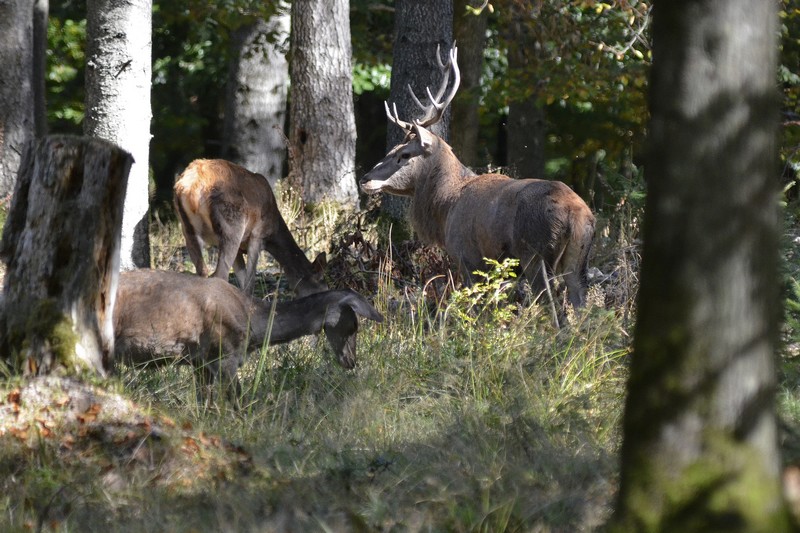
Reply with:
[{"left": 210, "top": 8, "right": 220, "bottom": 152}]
[
  {"left": 360, "top": 45, "right": 595, "bottom": 309},
  {"left": 174, "top": 158, "right": 327, "bottom": 296},
  {"left": 113, "top": 269, "right": 383, "bottom": 403}
]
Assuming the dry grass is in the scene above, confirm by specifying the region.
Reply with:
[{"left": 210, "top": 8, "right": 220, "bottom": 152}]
[{"left": 0, "top": 188, "right": 660, "bottom": 531}]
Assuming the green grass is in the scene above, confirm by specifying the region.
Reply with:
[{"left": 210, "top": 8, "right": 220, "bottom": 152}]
[
  {"left": 0, "top": 195, "right": 667, "bottom": 531},
  {"left": 5, "top": 178, "right": 800, "bottom": 530}
]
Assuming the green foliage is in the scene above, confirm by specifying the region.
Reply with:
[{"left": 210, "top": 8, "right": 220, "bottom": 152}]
[
  {"left": 780, "top": 2, "right": 800, "bottom": 171},
  {"left": 350, "top": 0, "right": 394, "bottom": 66},
  {"left": 46, "top": 17, "right": 85, "bottom": 131},
  {"left": 0, "top": 208, "right": 633, "bottom": 530},
  {"left": 352, "top": 62, "right": 392, "bottom": 95},
  {"left": 447, "top": 257, "right": 519, "bottom": 325}
]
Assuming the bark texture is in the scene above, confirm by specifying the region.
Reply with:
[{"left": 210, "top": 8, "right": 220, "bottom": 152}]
[
  {"left": 33, "top": 0, "right": 49, "bottom": 137},
  {"left": 451, "top": 0, "right": 487, "bottom": 168},
  {"left": 0, "top": 0, "right": 35, "bottom": 196},
  {"left": 505, "top": 3, "right": 545, "bottom": 179},
  {"left": 288, "top": 0, "right": 357, "bottom": 206},
  {"left": 0, "top": 136, "right": 132, "bottom": 377},
  {"left": 381, "top": 0, "right": 454, "bottom": 222},
  {"left": 611, "top": 1, "right": 791, "bottom": 530},
  {"left": 85, "top": 0, "right": 152, "bottom": 269},
  {"left": 223, "top": 9, "right": 290, "bottom": 188}
]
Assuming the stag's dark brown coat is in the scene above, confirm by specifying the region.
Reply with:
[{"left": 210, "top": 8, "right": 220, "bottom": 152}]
[{"left": 360, "top": 45, "right": 595, "bottom": 308}]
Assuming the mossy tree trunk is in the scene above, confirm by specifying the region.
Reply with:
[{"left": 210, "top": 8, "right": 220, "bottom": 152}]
[
  {"left": 0, "top": 136, "right": 132, "bottom": 377},
  {"left": 610, "top": 1, "right": 792, "bottom": 531}
]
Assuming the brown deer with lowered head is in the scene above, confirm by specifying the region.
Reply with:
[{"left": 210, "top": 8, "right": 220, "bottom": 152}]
[
  {"left": 113, "top": 269, "right": 383, "bottom": 403},
  {"left": 174, "top": 159, "right": 327, "bottom": 296},
  {"left": 360, "top": 45, "right": 595, "bottom": 309}
]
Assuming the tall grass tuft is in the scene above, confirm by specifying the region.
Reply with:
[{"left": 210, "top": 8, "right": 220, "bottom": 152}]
[{"left": 1, "top": 191, "right": 635, "bottom": 531}]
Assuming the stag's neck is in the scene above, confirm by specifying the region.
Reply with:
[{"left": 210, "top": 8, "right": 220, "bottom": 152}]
[
  {"left": 248, "top": 293, "right": 328, "bottom": 346},
  {"left": 411, "top": 138, "right": 475, "bottom": 246}
]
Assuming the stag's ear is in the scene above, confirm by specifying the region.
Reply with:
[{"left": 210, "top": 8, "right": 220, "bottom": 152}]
[
  {"left": 312, "top": 252, "right": 327, "bottom": 271},
  {"left": 413, "top": 123, "right": 435, "bottom": 151}
]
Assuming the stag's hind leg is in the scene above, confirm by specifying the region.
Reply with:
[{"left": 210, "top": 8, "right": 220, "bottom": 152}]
[
  {"left": 560, "top": 219, "right": 594, "bottom": 310},
  {"left": 564, "top": 270, "right": 587, "bottom": 309}
]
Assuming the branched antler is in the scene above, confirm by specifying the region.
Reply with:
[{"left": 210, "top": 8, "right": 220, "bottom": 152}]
[
  {"left": 383, "top": 44, "right": 461, "bottom": 132},
  {"left": 409, "top": 44, "right": 461, "bottom": 128}
]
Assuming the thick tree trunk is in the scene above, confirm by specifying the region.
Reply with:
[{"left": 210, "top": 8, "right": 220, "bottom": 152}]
[
  {"left": 382, "top": 0, "right": 454, "bottom": 223},
  {"left": 505, "top": 5, "right": 545, "bottom": 179},
  {"left": 222, "top": 9, "right": 290, "bottom": 188},
  {"left": 450, "top": 0, "right": 487, "bottom": 169},
  {"left": 0, "top": 0, "right": 35, "bottom": 197},
  {"left": 506, "top": 100, "right": 545, "bottom": 179},
  {"left": 33, "top": 0, "right": 48, "bottom": 138},
  {"left": 0, "top": 136, "right": 132, "bottom": 377},
  {"left": 288, "top": 0, "right": 357, "bottom": 206},
  {"left": 610, "top": 1, "right": 791, "bottom": 530},
  {"left": 85, "top": 0, "right": 152, "bottom": 269}
]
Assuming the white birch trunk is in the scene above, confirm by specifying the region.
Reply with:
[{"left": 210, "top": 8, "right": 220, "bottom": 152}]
[{"left": 85, "top": 0, "right": 152, "bottom": 269}]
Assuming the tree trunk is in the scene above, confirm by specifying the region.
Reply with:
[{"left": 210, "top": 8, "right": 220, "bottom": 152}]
[
  {"left": 222, "top": 8, "right": 290, "bottom": 188},
  {"left": 610, "top": 1, "right": 791, "bottom": 530},
  {"left": 0, "top": 136, "right": 132, "bottom": 377},
  {"left": 450, "top": 0, "right": 487, "bottom": 168},
  {"left": 381, "top": 0, "right": 454, "bottom": 223},
  {"left": 0, "top": 0, "right": 35, "bottom": 197},
  {"left": 505, "top": 5, "right": 545, "bottom": 179},
  {"left": 84, "top": 0, "right": 152, "bottom": 269},
  {"left": 33, "top": 0, "right": 48, "bottom": 138},
  {"left": 288, "top": 0, "right": 357, "bottom": 206}
]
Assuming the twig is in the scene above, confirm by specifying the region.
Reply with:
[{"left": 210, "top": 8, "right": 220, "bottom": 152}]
[{"left": 541, "top": 259, "right": 559, "bottom": 329}]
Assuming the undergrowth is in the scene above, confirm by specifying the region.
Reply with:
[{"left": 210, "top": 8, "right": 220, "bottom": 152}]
[{"left": 0, "top": 188, "right": 638, "bottom": 532}]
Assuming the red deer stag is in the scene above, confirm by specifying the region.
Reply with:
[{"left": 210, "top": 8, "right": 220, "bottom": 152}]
[
  {"left": 174, "top": 159, "right": 327, "bottom": 296},
  {"left": 360, "top": 45, "right": 595, "bottom": 309},
  {"left": 113, "top": 269, "right": 383, "bottom": 403}
]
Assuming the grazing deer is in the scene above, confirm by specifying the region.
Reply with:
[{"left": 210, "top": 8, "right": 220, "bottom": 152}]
[
  {"left": 360, "top": 45, "right": 595, "bottom": 309},
  {"left": 113, "top": 269, "right": 383, "bottom": 403},
  {"left": 174, "top": 159, "right": 327, "bottom": 296}
]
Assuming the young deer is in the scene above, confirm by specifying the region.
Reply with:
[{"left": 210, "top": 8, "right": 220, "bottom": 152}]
[
  {"left": 174, "top": 159, "right": 327, "bottom": 296},
  {"left": 360, "top": 46, "right": 595, "bottom": 310},
  {"left": 113, "top": 269, "right": 383, "bottom": 403}
]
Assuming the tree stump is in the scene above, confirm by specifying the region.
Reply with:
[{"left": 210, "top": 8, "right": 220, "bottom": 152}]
[{"left": 0, "top": 135, "right": 132, "bottom": 377}]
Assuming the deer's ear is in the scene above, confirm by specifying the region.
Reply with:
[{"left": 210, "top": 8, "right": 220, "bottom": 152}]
[
  {"left": 312, "top": 252, "right": 327, "bottom": 271},
  {"left": 413, "top": 123, "right": 434, "bottom": 150}
]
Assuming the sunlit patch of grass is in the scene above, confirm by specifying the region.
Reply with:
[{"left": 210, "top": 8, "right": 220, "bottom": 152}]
[{"left": 1, "top": 192, "right": 638, "bottom": 531}]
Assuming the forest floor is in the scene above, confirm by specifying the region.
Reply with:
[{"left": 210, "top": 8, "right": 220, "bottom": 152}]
[{"left": 1, "top": 196, "right": 800, "bottom": 531}]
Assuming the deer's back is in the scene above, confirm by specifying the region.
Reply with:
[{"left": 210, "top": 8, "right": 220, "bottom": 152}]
[
  {"left": 445, "top": 175, "right": 593, "bottom": 270},
  {"left": 174, "top": 159, "right": 280, "bottom": 244},
  {"left": 113, "top": 269, "right": 253, "bottom": 366}
]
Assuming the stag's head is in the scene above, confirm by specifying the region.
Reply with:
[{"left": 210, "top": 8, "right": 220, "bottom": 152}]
[{"left": 360, "top": 44, "right": 460, "bottom": 196}]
